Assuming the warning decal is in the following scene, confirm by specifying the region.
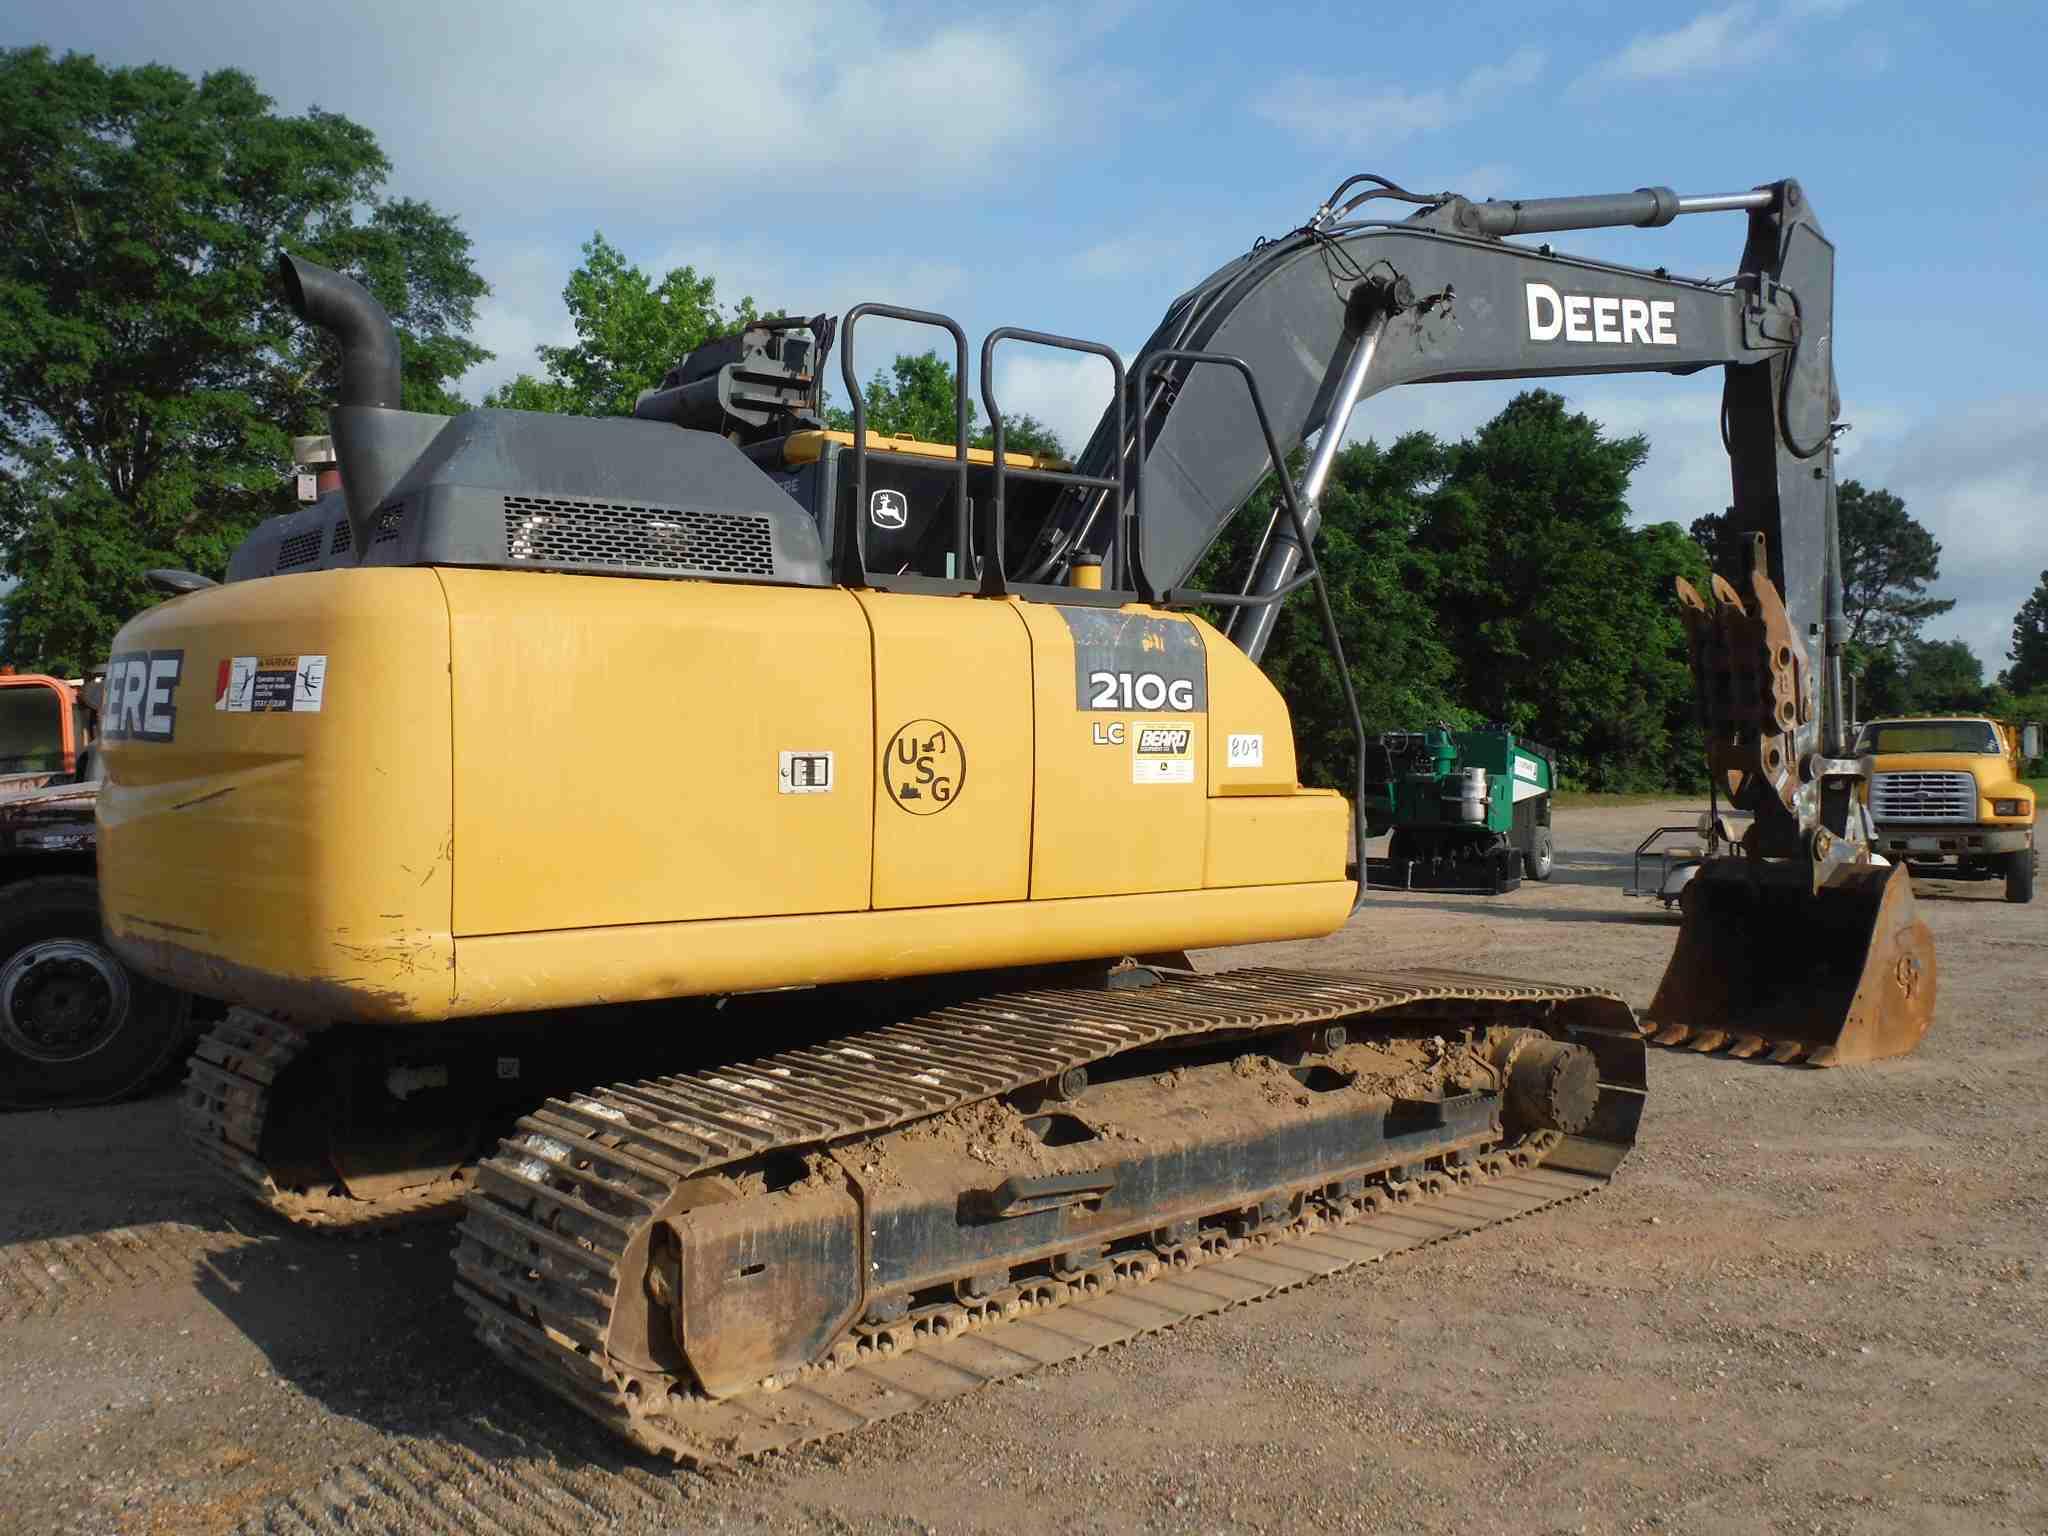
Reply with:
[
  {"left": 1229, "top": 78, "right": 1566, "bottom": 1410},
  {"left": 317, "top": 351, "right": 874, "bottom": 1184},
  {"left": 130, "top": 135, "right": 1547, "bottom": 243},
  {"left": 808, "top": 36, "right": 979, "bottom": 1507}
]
[
  {"left": 216, "top": 654, "right": 327, "bottom": 713},
  {"left": 1132, "top": 722, "right": 1196, "bottom": 785}
]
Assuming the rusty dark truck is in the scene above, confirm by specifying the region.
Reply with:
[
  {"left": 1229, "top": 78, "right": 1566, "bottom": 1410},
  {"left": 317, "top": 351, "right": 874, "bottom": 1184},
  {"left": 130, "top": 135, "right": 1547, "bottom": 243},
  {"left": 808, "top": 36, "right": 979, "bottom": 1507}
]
[{"left": 1, "top": 672, "right": 197, "bottom": 1108}]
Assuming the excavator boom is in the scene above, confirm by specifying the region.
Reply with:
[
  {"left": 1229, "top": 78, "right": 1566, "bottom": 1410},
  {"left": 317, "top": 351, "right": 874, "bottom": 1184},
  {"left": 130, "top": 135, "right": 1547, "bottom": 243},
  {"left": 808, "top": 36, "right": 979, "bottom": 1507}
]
[{"left": 1026, "top": 175, "right": 1931, "bottom": 1066}]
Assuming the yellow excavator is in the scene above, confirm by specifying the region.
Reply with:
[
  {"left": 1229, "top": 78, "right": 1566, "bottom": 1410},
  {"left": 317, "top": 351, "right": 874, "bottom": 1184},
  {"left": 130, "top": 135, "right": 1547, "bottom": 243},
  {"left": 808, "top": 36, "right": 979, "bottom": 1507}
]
[{"left": 97, "top": 173, "right": 1926, "bottom": 1463}]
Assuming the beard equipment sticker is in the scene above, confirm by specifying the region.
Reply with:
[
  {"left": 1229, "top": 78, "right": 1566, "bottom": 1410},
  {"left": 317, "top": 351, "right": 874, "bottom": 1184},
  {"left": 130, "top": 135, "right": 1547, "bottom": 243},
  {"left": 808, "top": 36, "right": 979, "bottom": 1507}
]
[{"left": 1132, "top": 723, "right": 1195, "bottom": 784}]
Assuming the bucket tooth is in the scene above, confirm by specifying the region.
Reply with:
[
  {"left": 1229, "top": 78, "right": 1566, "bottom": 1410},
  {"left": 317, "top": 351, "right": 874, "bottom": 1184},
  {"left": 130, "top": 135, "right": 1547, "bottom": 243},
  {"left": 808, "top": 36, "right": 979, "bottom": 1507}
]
[
  {"left": 1644, "top": 859, "right": 1936, "bottom": 1068},
  {"left": 1725, "top": 1035, "right": 1768, "bottom": 1059}
]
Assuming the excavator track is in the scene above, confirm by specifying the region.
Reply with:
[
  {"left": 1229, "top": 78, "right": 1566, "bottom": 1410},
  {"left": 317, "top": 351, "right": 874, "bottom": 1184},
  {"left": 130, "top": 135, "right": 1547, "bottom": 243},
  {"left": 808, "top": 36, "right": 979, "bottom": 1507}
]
[
  {"left": 182, "top": 1010, "right": 473, "bottom": 1233},
  {"left": 455, "top": 966, "right": 1644, "bottom": 1465}
]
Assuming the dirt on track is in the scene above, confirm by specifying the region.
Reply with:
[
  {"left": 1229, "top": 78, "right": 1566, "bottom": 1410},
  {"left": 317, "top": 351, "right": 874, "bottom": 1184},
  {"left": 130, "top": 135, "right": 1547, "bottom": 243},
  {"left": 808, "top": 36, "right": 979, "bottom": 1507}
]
[{"left": 1, "top": 799, "right": 2042, "bottom": 1536}]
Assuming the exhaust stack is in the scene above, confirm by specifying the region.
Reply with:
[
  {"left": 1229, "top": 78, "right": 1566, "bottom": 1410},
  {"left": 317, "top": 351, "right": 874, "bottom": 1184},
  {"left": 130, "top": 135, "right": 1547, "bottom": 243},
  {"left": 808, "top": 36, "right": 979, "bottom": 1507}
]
[
  {"left": 278, "top": 254, "right": 402, "bottom": 409},
  {"left": 276, "top": 253, "right": 445, "bottom": 551}
]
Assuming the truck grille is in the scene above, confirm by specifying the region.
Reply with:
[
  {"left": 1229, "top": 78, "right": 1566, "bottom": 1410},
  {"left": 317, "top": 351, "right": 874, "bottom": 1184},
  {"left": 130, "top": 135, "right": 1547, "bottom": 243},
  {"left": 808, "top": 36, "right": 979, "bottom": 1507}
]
[{"left": 1870, "top": 771, "right": 1977, "bottom": 823}]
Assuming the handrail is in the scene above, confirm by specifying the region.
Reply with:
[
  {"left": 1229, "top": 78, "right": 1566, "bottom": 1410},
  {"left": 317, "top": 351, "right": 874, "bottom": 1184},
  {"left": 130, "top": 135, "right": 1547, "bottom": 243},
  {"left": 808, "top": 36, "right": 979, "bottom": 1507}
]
[
  {"left": 978, "top": 328, "right": 1125, "bottom": 598},
  {"left": 836, "top": 304, "right": 970, "bottom": 585}
]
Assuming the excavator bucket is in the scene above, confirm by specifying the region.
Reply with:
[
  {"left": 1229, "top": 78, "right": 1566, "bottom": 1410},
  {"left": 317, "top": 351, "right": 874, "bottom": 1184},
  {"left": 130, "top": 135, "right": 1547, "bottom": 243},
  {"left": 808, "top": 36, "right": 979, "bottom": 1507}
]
[{"left": 1644, "top": 859, "right": 1935, "bottom": 1066}]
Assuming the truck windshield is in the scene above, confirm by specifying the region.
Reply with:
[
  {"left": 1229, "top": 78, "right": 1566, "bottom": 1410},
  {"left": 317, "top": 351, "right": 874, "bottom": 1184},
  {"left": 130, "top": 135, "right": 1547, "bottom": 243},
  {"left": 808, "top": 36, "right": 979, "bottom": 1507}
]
[
  {"left": 1857, "top": 720, "right": 2001, "bottom": 755},
  {"left": 0, "top": 683, "right": 65, "bottom": 774}
]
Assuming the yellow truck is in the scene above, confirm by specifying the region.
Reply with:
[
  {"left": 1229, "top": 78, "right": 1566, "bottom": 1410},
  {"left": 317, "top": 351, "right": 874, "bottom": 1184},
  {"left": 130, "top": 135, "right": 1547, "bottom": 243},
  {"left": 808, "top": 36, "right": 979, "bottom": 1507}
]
[{"left": 1858, "top": 715, "right": 2041, "bottom": 903}]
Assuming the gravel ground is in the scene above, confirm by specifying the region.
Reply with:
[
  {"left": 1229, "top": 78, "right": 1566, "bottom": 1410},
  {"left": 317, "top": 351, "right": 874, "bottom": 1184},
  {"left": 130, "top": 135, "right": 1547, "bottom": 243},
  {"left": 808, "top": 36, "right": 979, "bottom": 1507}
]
[{"left": 1, "top": 798, "right": 2041, "bottom": 1536}]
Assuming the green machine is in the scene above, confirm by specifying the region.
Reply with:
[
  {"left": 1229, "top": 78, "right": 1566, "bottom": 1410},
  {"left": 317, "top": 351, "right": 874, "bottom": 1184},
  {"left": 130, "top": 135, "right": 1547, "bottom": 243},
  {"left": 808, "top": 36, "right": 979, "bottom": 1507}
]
[{"left": 1364, "top": 725, "right": 1557, "bottom": 893}]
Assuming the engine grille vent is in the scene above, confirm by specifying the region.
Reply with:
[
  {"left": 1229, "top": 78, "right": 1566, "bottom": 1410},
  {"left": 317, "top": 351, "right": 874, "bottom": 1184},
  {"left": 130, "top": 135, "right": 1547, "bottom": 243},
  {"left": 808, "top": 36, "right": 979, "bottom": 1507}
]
[
  {"left": 1870, "top": 771, "right": 1977, "bottom": 823},
  {"left": 276, "top": 529, "right": 324, "bottom": 570},
  {"left": 503, "top": 494, "right": 773, "bottom": 576},
  {"left": 330, "top": 517, "right": 353, "bottom": 555},
  {"left": 372, "top": 503, "right": 404, "bottom": 544}
]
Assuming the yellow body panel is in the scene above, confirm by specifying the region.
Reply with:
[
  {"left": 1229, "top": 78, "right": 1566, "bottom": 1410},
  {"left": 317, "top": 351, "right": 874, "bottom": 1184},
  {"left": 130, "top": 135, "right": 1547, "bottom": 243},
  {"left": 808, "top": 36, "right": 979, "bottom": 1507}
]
[
  {"left": 1015, "top": 603, "right": 1208, "bottom": 899},
  {"left": 442, "top": 571, "right": 874, "bottom": 934},
  {"left": 450, "top": 883, "right": 1352, "bottom": 1018},
  {"left": 1206, "top": 793, "right": 1350, "bottom": 889},
  {"left": 98, "top": 569, "right": 457, "bottom": 1020},
  {"left": 1202, "top": 630, "right": 1302, "bottom": 795},
  {"left": 99, "top": 566, "right": 1356, "bottom": 1024},
  {"left": 859, "top": 591, "right": 1033, "bottom": 908},
  {"left": 779, "top": 429, "right": 1066, "bottom": 470}
]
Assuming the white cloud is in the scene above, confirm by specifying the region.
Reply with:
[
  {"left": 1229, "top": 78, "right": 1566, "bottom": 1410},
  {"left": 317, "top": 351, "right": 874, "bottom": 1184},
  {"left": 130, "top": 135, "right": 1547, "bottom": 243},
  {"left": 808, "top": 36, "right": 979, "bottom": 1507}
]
[
  {"left": 1256, "top": 47, "right": 1544, "bottom": 152},
  {"left": 462, "top": 239, "right": 582, "bottom": 400},
  {"left": 1581, "top": 4, "right": 1772, "bottom": 86},
  {"left": 1841, "top": 395, "right": 2048, "bottom": 676},
  {"left": 30, "top": 0, "right": 1111, "bottom": 210},
  {"left": 988, "top": 351, "right": 1120, "bottom": 458},
  {"left": 1069, "top": 236, "right": 1164, "bottom": 281},
  {"left": 1842, "top": 31, "right": 1894, "bottom": 77},
  {"left": 1579, "top": 0, "right": 1866, "bottom": 90}
]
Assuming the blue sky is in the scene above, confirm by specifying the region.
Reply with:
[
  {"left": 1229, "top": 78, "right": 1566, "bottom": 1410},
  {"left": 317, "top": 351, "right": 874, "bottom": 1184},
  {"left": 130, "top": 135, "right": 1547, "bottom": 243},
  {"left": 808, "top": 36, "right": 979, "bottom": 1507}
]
[{"left": 6, "top": 0, "right": 2044, "bottom": 673}]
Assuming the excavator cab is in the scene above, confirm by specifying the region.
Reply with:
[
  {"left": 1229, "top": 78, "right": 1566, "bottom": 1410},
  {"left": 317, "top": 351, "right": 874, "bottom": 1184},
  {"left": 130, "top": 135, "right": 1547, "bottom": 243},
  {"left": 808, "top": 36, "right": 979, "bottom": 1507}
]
[{"left": 741, "top": 431, "right": 1070, "bottom": 582}]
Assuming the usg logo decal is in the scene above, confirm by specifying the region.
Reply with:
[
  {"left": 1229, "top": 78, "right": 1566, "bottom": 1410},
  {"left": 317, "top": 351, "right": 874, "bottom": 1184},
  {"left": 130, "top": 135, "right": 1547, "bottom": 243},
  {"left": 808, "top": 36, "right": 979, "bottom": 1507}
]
[
  {"left": 885, "top": 719, "right": 964, "bottom": 813},
  {"left": 1525, "top": 282, "right": 1677, "bottom": 347},
  {"left": 102, "top": 649, "right": 184, "bottom": 742},
  {"left": 870, "top": 489, "right": 908, "bottom": 529}
]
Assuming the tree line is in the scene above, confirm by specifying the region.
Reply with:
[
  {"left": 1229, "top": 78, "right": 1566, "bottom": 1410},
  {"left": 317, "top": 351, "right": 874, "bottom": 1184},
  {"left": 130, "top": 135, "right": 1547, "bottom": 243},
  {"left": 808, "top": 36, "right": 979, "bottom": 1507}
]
[{"left": 4, "top": 48, "right": 2039, "bottom": 784}]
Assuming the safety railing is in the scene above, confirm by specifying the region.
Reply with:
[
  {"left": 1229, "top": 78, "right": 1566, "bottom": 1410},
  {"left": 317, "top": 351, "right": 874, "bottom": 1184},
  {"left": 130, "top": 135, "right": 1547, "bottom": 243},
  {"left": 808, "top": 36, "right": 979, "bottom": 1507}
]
[
  {"left": 977, "top": 328, "right": 1124, "bottom": 597},
  {"left": 835, "top": 303, "right": 970, "bottom": 587}
]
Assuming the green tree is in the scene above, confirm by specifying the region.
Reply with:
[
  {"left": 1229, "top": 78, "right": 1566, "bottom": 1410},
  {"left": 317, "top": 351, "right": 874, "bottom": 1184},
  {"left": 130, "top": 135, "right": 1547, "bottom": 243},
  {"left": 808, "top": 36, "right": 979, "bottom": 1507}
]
[
  {"left": 1195, "top": 434, "right": 1465, "bottom": 787},
  {"left": 827, "top": 352, "right": 1067, "bottom": 459},
  {"left": 2004, "top": 570, "right": 2048, "bottom": 693},
  {"left": 1692, "top": 480, "right": 1952, "bottom": 657},
  {"left": 1839, "top": 481, "right": 1954, "bottom": 652},
  {"left": 486, "top": 234, "right": 756, "bottom": 417},
  {"left": 0, "top": 47, "right": 489, "bottom": 674},
  {"left": 1423, "top": 391, "right": 1704, "bottom": 791},
  {"left": 1861, "top": 636, "right": 1987, "bottom": 716}
]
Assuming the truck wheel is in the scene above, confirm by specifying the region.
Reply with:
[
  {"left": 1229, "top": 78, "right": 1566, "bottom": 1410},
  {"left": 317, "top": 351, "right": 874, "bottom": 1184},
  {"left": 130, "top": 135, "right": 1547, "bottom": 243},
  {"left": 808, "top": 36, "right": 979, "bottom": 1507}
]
[
  {"left": 2007, "top": 847, "right": 2036, "bottom": 905},
  {"left": 0, "top": 876, "right": 192, "bottom": 1110},
  {"left": 1522, "top": 826, "right": 1555, "bottom": 881}
]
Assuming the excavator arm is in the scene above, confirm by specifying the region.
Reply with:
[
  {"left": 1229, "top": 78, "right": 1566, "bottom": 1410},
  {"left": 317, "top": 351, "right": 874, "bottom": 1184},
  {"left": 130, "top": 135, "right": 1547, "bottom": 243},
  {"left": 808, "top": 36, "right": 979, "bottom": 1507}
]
[{"left": 1033, "top": 175, "right": 1930, "bottom": 1065}]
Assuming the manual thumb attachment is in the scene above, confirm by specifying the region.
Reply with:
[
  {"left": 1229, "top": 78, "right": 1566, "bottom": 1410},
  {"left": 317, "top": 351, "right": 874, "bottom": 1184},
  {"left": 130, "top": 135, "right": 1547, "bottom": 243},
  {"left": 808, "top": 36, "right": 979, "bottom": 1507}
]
[{"left": 1643, "top": 858, "right": 1935, "bottom": 1066}]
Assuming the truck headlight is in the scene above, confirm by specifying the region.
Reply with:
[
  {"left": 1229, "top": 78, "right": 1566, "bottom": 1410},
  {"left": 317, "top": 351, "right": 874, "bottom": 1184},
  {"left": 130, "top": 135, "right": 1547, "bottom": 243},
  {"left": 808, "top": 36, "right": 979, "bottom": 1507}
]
[{"left": 1992, "top": 798, "right": 2026, "bottom": 818}]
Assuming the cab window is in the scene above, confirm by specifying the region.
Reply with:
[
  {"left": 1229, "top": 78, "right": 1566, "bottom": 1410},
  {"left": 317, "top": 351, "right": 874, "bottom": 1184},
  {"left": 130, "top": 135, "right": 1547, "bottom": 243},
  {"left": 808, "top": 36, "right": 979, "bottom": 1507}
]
[{"left": 1857, "top": 720, "right": 2001, "bottom": 755}]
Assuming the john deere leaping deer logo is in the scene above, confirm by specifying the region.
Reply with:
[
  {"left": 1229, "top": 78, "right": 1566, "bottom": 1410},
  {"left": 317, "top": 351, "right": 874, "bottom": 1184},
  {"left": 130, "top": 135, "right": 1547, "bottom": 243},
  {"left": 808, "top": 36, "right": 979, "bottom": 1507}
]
[
  {"left": 885, "top": 719, "right": 965, "bottom": 814},
  {"left": 870, "top": 489, "right": 908, "bottom": 529}
]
